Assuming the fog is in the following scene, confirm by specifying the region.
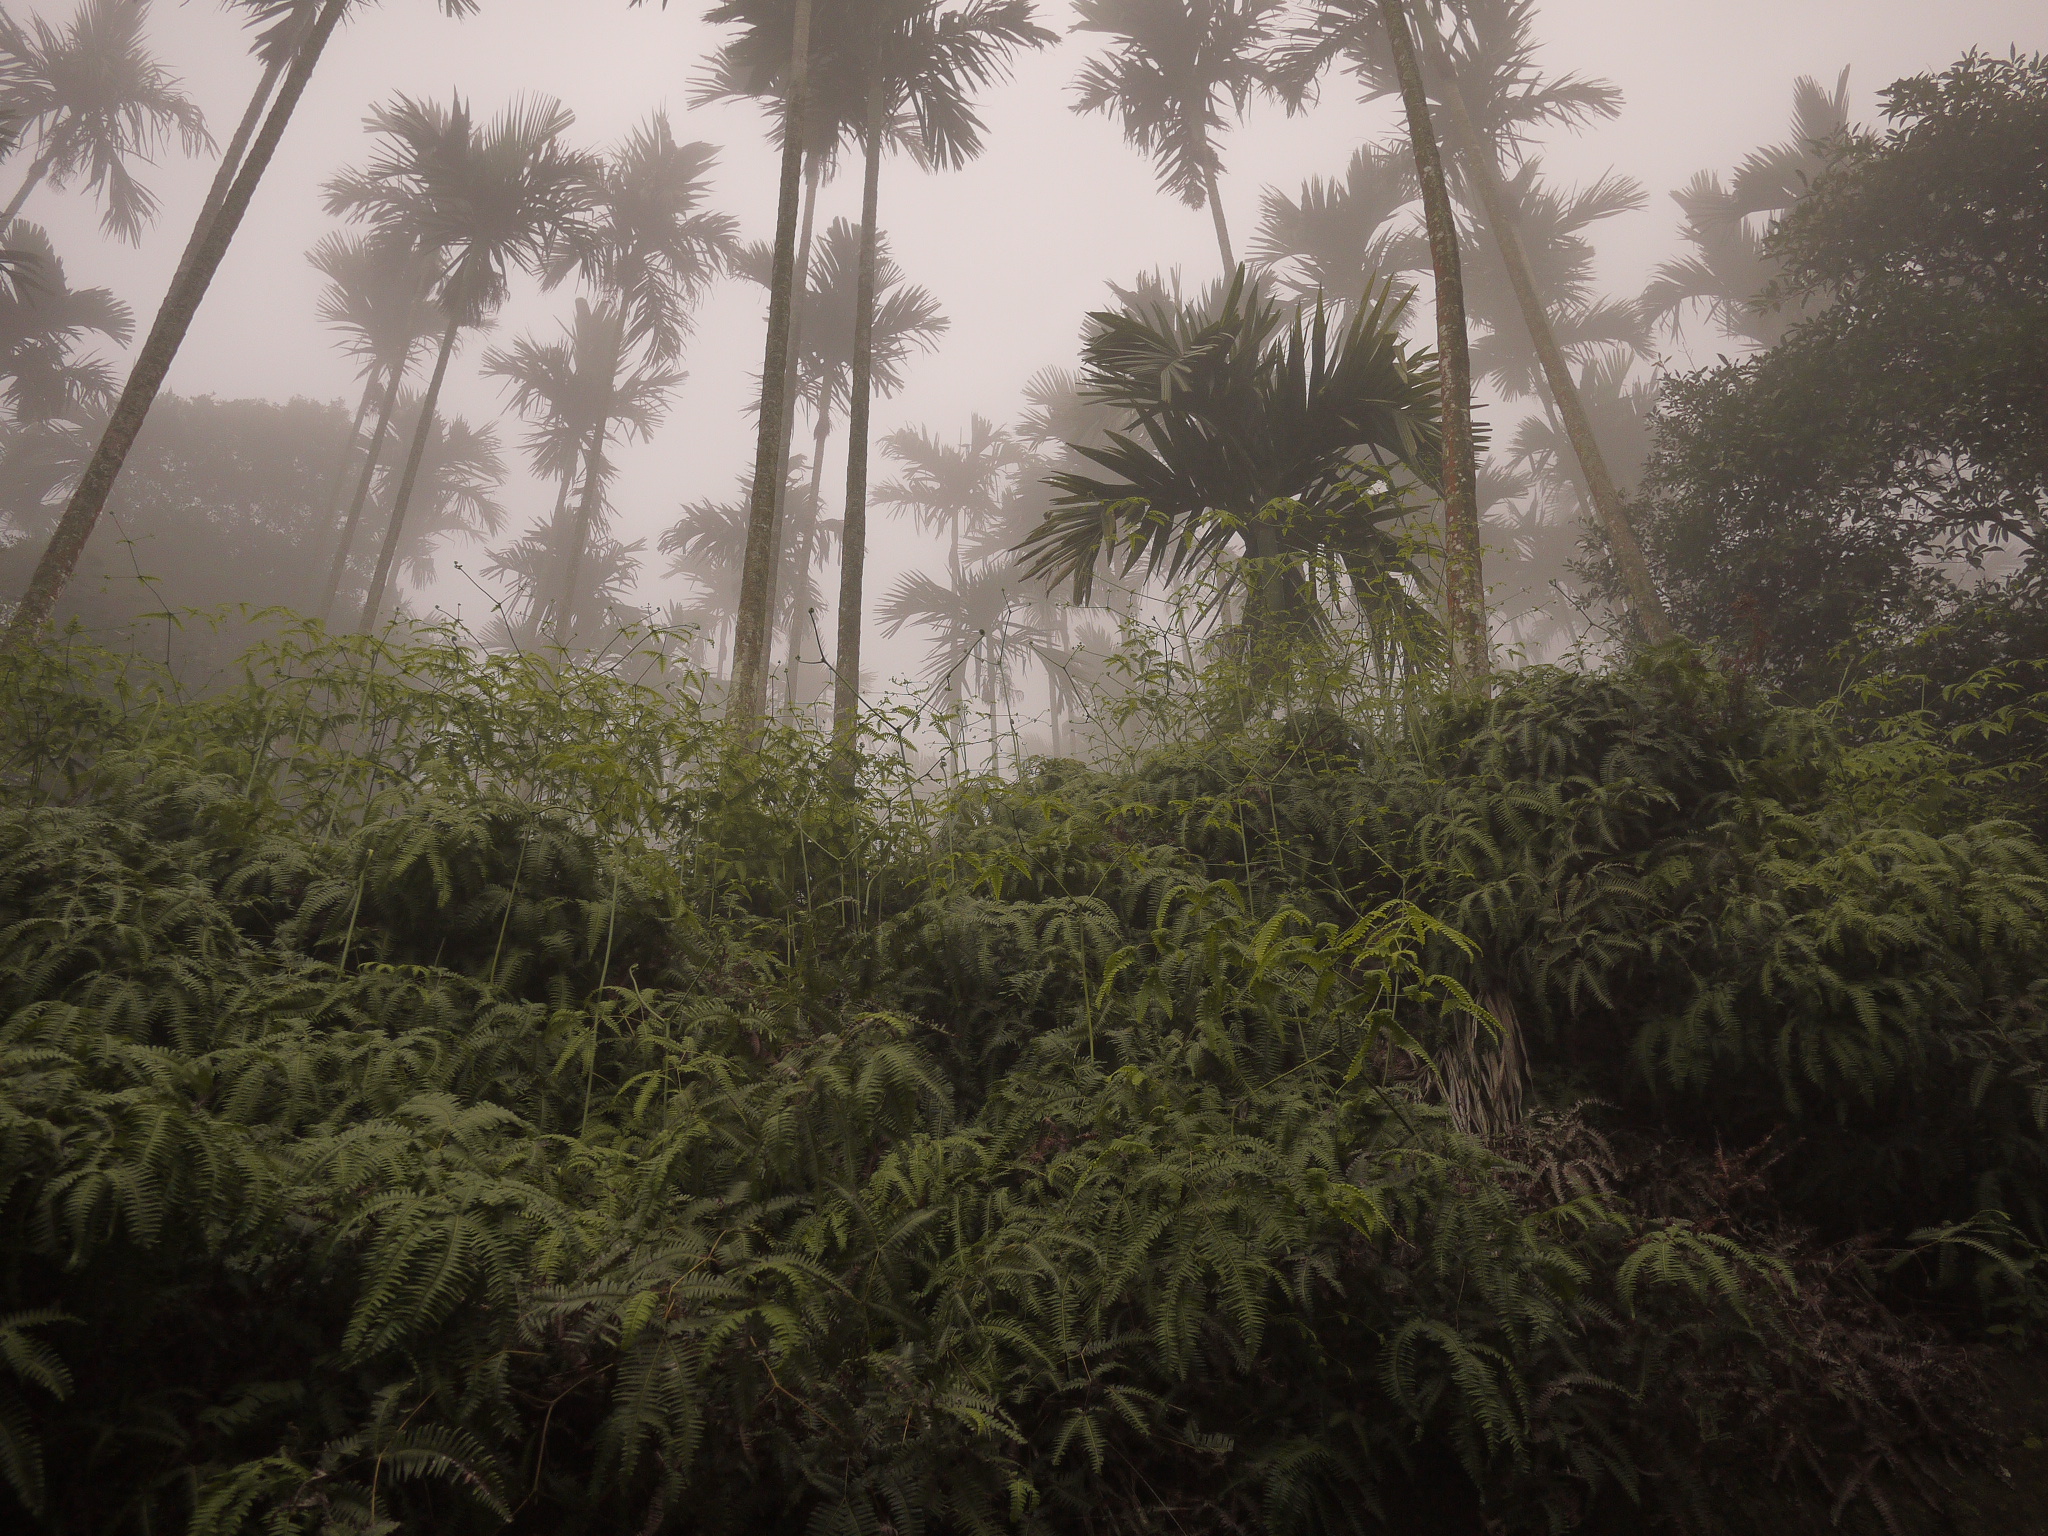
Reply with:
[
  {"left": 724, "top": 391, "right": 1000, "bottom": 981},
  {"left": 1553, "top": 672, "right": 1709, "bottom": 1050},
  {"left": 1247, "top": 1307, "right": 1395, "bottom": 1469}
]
[{"left": 7, "top": 0, "right": 2041, "bottom": 690}]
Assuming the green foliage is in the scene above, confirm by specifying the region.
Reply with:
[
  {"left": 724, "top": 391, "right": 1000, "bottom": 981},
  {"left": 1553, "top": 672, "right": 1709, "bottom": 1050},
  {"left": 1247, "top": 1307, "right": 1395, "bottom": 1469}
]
[
  {"left": 0, "top": 624, "right": 2037, "bottom": 1534},
  {"left": 1639, "top": 52, "right": 2048, "bottom": 690}
]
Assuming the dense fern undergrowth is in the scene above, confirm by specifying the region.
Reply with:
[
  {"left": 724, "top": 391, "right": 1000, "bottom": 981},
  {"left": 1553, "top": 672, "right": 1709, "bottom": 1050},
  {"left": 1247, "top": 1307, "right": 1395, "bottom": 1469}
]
[{"left": 1, "top": 622, "right": 2044, "bottom": 1536}]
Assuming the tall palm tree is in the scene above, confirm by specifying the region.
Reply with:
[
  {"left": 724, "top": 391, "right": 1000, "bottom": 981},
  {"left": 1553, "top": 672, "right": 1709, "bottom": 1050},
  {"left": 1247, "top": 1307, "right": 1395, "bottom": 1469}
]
[
  {"left": 829, "top": 0, "right": 1052, "bottom": 754},
  {"left": 1374, "top": 0, "right": 1485, "bottom": 677},
  {"left": 378, "top": 399, "right": 506, "bottom": 589},
  {"left": 664, "top": 0, "right": 817, "bottom": 725},
  {"left": 484, "top": 299, "right": 683, "bottom": 636},
  {"left": 4, "top": 0, "right": 480, "bottom": 650},
  {"left": 1019, "top": 272, "right": 1443, "bottom": 680},
  {"left": 541, "top": 114, "right": 735, "bottom": 642},
  {"left": 880, "top": 560, "right": 1053, "bottom": 774},
  {"left": 1071, "top": 0, "right": 1284, "bottom": 274},
  {"left": 0, "top": 0, "right": 210, "bottom": 241},
  {"left": 1642, "top": 70, "right": 1850, "bottom": 348},
  {"left": 0, "top": 220, "right": 130, "bottom": 424},
  {"left": 876, "top": 415, "right": 1020, "bottom": 584},
  {"left": 167, "top": 1, "right": 318, "bottom": 292},
  {"left": 1280, "top": 0, "right": 1665, "bottom": 642},
  {"left": 306, "top": 232, "right": 442, "bottom": 620},
  {"left": 325, "top": 92, "right": 596, "bottom": 632}
]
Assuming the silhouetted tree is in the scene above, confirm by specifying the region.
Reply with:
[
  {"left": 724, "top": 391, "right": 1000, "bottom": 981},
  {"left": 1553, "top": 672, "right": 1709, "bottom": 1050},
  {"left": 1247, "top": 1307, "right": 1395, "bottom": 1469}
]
[
  {"left": 1071, "top": 0, "right": 1285, "bottom": 273},
  {"left": 0, "top": 0, "right": 209, "bottom": 240},
  {"left": 325, "top": 92, "right": 595, "bottom": 631}
]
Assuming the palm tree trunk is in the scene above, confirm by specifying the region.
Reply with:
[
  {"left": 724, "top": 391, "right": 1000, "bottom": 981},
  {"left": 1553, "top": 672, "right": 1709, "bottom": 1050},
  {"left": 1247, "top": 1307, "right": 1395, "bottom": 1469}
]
[
  {"left": 310, "top": 373, "right": 379, "bottom": 602},
  {"left": 728, "top": 0, "right": 813, "bottom": 727},
  {"left": 321, "top": 354, "right": 407, "bottom": 624},
  {"left": 1, "top": 149, "right": 55, "bottom": 228},
  {"left": 3, "top": 0, "right": 350, "bottom": 649},
  {"left": 169, "top": 10, "right": 310, "bottom": 294},
  {"left": 358, "top": 313, "right": 459, "bottom": 633},
  {"left": 530, "top": 468, "right": 574, "bottom": 636},
  {"left": 1379, "top": 0, "right": 1486, "bottom": 683},
  {"left": 764, "top": 158, "right": 822, "bottom": 671},
  {"left": 832, "top": 80, "right": 886, "bottom": 766},
  {"left": 1203, "top": 163, "right": 1235, "bottom": 275},
  {"left": 556, "top": 410, "right": 611, "bottom": 645},
  {"left": 1417, "top": 31, "right": 1672, "bottom": 644},
  {"left": 785, "top": 399, "right": 831, "bottom": 698}
]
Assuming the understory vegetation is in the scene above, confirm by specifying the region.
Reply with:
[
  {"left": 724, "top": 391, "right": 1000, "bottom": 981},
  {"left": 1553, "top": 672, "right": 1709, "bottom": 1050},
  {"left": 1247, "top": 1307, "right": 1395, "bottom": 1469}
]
[{"left": 1, "top": 622, "right": 2044, "bottom": 1535}]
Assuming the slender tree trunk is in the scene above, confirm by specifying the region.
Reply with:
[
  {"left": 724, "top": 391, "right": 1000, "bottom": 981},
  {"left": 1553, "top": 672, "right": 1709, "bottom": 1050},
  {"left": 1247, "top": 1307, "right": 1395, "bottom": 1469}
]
[
  {"left": 528, "top": 468, "right": 574, "bottom": 636},
  {"left": 310, "top": 373, "right": 378, "bottom": 601},
  {"left": 1417, "top": 31, "right": 1673, "bottom": 644},
  {"left": 1, "top": 150, "right": 54, "bottom": 228},
  {"left": 169, "top": 9, "right": 311, "bottom": 293},
  {"left": 762, "top": 157, "right": 822, "bottom": 703},
  {"left": 556, "top": 310, "right": 624, "bottom": 646},
  {"left": 556, "top": 410, "right": 612, "bottom": 645},
  {"left": 1203, "top": 163, "right": 1234, "bottom": 276},
  {"left": 728, "top": 0, "right": 813, "bottom": 727},
  {"left": 358, "top": 314, "right": 459, "bottom": 632},
  {"left": 320, "top": 355, "right": 406, "bottom": 623},
  {"left": 1380, "top": 0, "right": 1487, "bottom": 683},
  {"left": 832, "top": 82, "right": 886, "bottom": 766},
  {"left": 786, "top": 399, "right": 831, "bottom": 697},
  {"left": 4, "top": 0, "right": 351, "bottom": 648}
]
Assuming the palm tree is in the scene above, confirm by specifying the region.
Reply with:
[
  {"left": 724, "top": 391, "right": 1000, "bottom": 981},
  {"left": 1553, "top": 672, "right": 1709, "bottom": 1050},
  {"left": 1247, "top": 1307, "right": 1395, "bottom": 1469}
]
[
  {"left": 1642, "top": 70, "right": 1850, "bottom": 348},
  {"left": 483, "top": 518, "right": 645, "bottom": 644},
  {"left": 0, "top": 221, "right": 130, "bottom": 424},
  {"left": 4, "top": 0, "right": 479, "bottom": 649},
  {"left": 737, "top": 215, "right": 946, "bottom": 691},
  {"left": 325, "top": 93, "right": 597, "bottom": 632},
  {"left": 1249, "top": 142, "right": 1424, "bottom": 308},
  {"left": 306, "top": 232, "right": 443, "bottom": 620},
  {"left": 1071, "top": 0, "right": 1285, "bottom": 274},
  {"left": 540, "top": 114, "right": 735, "bottom": 641},
  {"left": 880, "top": 561, "right": 1053, "bottom": 773},
  {"left": 1280, "top": 0, "right": 1665, "bottom": 642},
  {"left": 0, "top": 0, "right": 210, "bottom": 240},
  {"left": 828, "top": 0, "right": 1052, "bottom": 757},
  {"left": 1373, "top": 0, "right": 1485, "bottom": 677},
  {"left": 484, "top": 299, "right": 684, "bottom": 637},
  {"left": 1017, "top": 364, "right": 1121, "bottom": 457},
  {"left": 1019, "top": 273, "right": 1443, "bottom": 683},
  {"left": 379, "top": 399, "right": 506, "bottom": 589},
  {"left": 669, "top": 0, "right": 817, "bottom": 724},
  {"left": 877, "top": 415, "right": 1021, "bottom": 584},
  {"left": 1459, "top": 162, "right": 1647, "bottom": 397}
]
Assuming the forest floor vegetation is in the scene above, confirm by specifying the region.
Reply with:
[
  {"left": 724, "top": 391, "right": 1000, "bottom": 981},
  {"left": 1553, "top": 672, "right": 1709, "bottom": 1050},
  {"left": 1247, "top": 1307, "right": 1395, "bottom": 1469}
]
[{"left": 0, "top": 616, "right": 2044, "bottom": 1535}]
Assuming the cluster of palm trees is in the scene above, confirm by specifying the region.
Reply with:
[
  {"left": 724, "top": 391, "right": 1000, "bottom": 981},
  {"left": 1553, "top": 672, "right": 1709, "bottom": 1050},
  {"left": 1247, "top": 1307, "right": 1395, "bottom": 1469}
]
[
  {"left": 0, "top": 0, "right": 1855, "bottom": 750},
  {"left": 305, "top": 98, "right": 736, "bottom": 638}
]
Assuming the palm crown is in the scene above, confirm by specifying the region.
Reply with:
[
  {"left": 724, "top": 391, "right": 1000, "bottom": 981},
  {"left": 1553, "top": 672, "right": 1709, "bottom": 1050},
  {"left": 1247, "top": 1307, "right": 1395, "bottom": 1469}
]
[
  {"left": 325, "top": 94, "right": 597, "bottom": 328},
  {"left": 0, "top": 219, "right": 130, "bottom": 424},
  {"left": 307, "top": 233, "right": 444, "bottom": 390},
  {"left": 1073, "top": 0, "right": 1282, "bottom": 204},
  {"left": 544, "top": 114, "right": 738, "bottom": 365},
  {"left": 0, "top": 0, "right": 211, "bottom": 242},
  {"left": 1020, "top": 273, "right": 1441, "bottom": 630}
]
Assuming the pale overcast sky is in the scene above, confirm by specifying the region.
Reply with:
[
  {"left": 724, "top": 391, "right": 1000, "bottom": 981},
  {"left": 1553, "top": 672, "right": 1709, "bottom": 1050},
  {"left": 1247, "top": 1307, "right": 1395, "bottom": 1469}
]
[{"left": 16, "top": 0, "right": 2043, "bottom": 652}]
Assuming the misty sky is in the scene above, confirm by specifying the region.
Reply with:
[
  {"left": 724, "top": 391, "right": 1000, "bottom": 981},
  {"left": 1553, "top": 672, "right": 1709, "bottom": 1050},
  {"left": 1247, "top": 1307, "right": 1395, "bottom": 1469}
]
[{"left": 16, "top": 0, "right": 2043, "bottom": 660}]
